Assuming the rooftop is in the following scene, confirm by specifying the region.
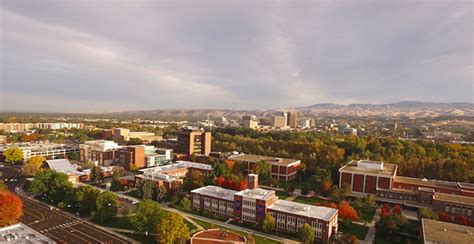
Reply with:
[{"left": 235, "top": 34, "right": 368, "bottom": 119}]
[
  {"left": 422, "top": 218, "right": 474, "bottom": 244},
  {"left": 433, "top": 192, "right": 474, "bottom": 206},
  {"left": 191, "top": 185, "right": 237, "bottom": 201},
  {"left": 268, "top": 200, "right": 338, "bottom": 221},
  {"left": 46, "top": 159, "right": 85, "bottom": 176},
  {"left": 339, "top": 160, "right": 397, "bottom": 177},
  {"left": 0, "top": 142, "right": 78, "bottom": 152},
  {"left": 395, "top": 176, "right": 474, "bottom": 191},
  {"left": 228, "top": 154, "right": 300, "bottom": 166},
  {"left": 0, "top": 223, "right": 55, "bottom": 243},
  {"left": 234, "top": 188, "right": 275, "bottom": 200}
]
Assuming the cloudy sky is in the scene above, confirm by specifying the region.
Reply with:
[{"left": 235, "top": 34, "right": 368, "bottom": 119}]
[{"left": 0, "top": 0, "right": 472, "bottom": 112}]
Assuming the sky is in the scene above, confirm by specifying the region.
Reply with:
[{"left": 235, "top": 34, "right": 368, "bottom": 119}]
[{"left": 0, "top": 0, "right": 472, "bottom": 113}]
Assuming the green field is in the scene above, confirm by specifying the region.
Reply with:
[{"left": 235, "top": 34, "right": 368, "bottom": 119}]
[
  {"left": 359, "top": 206, "right": 377, "bottom": 222},
  {"left": 339, "top": 223, "right": 369, "bottom": 240},
  {"left": 275, "top": 191, "right": 292, "bottom": 200},
  {"left": 293, "top": 196, "right": 325, "bottom": 205}
]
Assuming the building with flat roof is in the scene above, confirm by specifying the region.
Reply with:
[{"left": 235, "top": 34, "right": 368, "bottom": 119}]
[
  {"left": 287, "top": 112, "right": 297, "bottom": 129},
  {"left": 119, "top": 145, "right": 173, "bottom": 170},
  {"left": 177, "top": 128, "right": 211, "bottom": 156},
  {"left": 105, "top": 128, "right": 162, "bottom": 144},
  {"left": 0, "top": 223, "right": 55, "bottom": 243},
  {"left": 242, "top": 115, "right": 259, "bottom": 129},
  {"left": 190, "top": 183, "right": 338, "bottom": 242},
  {"left": 421, "top": 218, "right": 474, "bottom": 244},
  {"left": 0, "top": 142, "right": 79, "bottom": 161},
  {"left": 228, "top": 154, "right": 301, "bottom": 180},
  {"left": 339, "top": 160, "right": 398, "bottom": 195},
  {"left": 268, "top": 200, "right": 338, "bottom": 239},
  {"left": 272, "top": 115, "right": 287, "bottom": 129},
  {"left": 79, "top": 140, "right": 122, "bottom": 166},
  {"left": 46, "top": 159, "right": 87, "bottom": 183}
]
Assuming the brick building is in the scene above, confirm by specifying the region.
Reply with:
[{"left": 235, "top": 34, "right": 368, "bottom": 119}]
[
  {"left": 79, "top": 140, "right": 122, "bottom": 166},
  {"left": 190, "top": 182, "right": 338, "bottom": 242},
  {"left": 119, "top": 145, "right": 173, "bottom": 170},
  {"left": 177, "top": 128, "right": 211, "bottom": 156},
  {"left": 338, "top": 160, "right": 397, "bottom": 195},
  {"left": 228, "top": 154, "right": 301, "bottom": 181}
]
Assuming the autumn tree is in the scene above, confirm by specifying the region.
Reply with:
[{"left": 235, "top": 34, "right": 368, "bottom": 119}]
[
  {"left": 129, "top": 163, "right": 138, "bottom": 172},
  {"left": 365, "top": 194, "right": 376, "bottom": 207},
  {"left": 131, "top": 199, "right": 165, "bottom": 233},
  {"left": 338, "top": 201, "right": 359, "bottom": 221},
  {"left": 21, "top": 156, "right": 44, "bottom": 176},
  {"left": 92, "top": 191, "right": 118, "bottom": 222},
  {"left": 380, "top": 203, "right": 390, "bottom": 219},
  {"left": 418, "top": 208, "right": 438, "bottom": 221},
  {"left": 320, "top": 180, "right": 332, "bottom": 196},
  {"left": 298, "top": 223, "right": 315, "bottom": 244},
  {"left": 392, "top": 204, "right": 402, "bottom": 215},
  {"left": 156, "top": 212, "right": 190, "bottom": 244},
  {"left": 215, "top": 175, "right": 225, "bottom": 186},
  {"left": 438, "top": 211, "right": 450, "bottom": 222},
  {"left": 4, "top": 147, "right": 24, "bottom": 164},
  {"left": 0, "top": 190, "right": 23, "bottom": 227},
  {"left": 455, "top": 215, "right": 470, "bottom": 226},
  {"left": 261, "top": 214, "right": 276, "bottom": 233}
]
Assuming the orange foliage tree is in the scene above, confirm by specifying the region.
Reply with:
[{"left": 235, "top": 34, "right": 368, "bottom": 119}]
[
  {"left": 438, "top": 211, "right": 450, "bottom": 222},
  {"left": 239, "top": 180, "right": 248, "bottom": 191},
  {"left": 392, "top": 204, "right": 402, "bottom": 215},
  {"left": 0, "top": 190, "right": 23, "bottom": 227},
  {"left": 380, "top": 203, "right": 390, "bottom": 219},
  {"left": 455, "top": 215, "right": 470, "bottom": 226},
  {"left": 321, "top": 180, "right": 332, "bottom": 195},
  {"left": 337, "top": 201, "right": 359, "bottom": 221},
  {"left": 215, "top": 176, "right": 225, "bottom": 186},
  {"left": 323, "top": 201, "right": 337, "bottom": 209}
]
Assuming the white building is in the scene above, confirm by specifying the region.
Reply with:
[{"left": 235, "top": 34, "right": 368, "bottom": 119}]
[
  {"left": 0, "top": 223, "right": 55, "bottom": 243},
  {"left": 0, "top": 142, "right": 79, "bottom": 161}
]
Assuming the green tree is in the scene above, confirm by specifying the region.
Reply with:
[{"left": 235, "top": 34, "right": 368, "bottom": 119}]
[
  {"left": 254, "top": 160, "right": 271, "bottom": 184},
  {"left": 156, "top": 212, "right": 189, "bottom": 244},
  {"left": 180, "top": 197, "right": 191, "bottom": 211},
  {"left": 140, "top": 180, "right": 156, "bottom": 200},
  {"left": 0, "top": 181, "right": 6, "bottom": 190},
  {"left": 30, "top": 169, "right": 73, "bottom": 204},
  {"left": 155, "top": 186, "right": 166, "bottom": 202},
  {"left": 110, "top": 169, "right": 122, "bottom": 192},
  {"left": 21, "top": 156, "right": 44, "bottom": 176},
  {"left": 127, "top": 138, "right": 143, "bottom": 145},
  {"left": 90, "top": 166, "right": 103, "bottom": 184},
  {"left": 4, "top": 147, "right": 23, "bottom": 164},
  {"left": 131, "top": 199, "right": 165, "bottom": 233},
  {"left": 261, "top": 214, "right": 276, "bottom": 233},
  {"left": 69, "top": 152, "right": 80, "bottom": 161},
  {"left": 93, "top": 191, "right": 118, "bottom": 222},
  {"left": 73, "top": 185, "right": 100, "bottom": 216},
  {"left": 418, "top": 208, "right": 439, "bottom": 221},
  {"left": 129, "top": 163, "right": 138, "bottom": 173},
  {"left": 365, "top": 194, "right": 376, "bottom": 207},
  {"left": 298, "top": 223, "right": 315, "bottom": 244},
  {"left": 187, "top": 170, "right": 204, "bottom": 190}
]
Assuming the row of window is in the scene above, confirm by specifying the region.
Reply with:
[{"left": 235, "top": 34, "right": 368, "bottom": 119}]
[
  {"left": 270, "top": 212, "right": 323, "bottom": 235},
  {"left": 445, "top": 204, "right": 472, "bottom": 216}
]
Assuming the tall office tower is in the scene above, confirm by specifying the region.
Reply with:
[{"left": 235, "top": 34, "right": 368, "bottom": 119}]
[
  {"left": 288, "top": 112, "right": 297, "bottom": 128},
  {"left": 272, "top": 115, "right": 287, "bottom": 128},
  {"left": 242, "top": 115, "right": 259, "bottom": 129},
  {"left": 177, "top": 128, "right": 212, "bottom": 156}
]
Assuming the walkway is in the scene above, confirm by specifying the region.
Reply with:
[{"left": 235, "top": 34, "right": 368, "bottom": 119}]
[{"left": 360, "top": 207, "right": 381, "bottom": 244}]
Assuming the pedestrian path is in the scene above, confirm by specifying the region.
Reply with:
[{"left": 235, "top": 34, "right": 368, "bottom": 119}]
[{"left": 360, "top": 207, "right": 381, "bottom": 244}]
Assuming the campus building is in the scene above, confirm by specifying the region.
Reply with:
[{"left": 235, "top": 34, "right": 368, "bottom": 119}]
[
  {"left": 191, "top": 184, "right": 338, "bottom": 242},
  {"left": 339, "top": 160, "right": 474, "bottom": 225},
  {"left": 421, "top": 218, "right": 474, "bottom": 244},
  {"left": 228, "top": 154, "right": 301, "bottom": 180},
  {"left": 0, "top": 223, "right": 55, "bottom": 243},
  {"left": 287, "top": 112, "right": 297, "bottom": 129},
  {"left": 46, "top": 159, "right": 87, "bottom": 183},
  {"left": 79, "top": 140, "right": 122, "bottom": 166},
  {"left": 119, "top": 145, "right": 173, "bottom": 170},
  {"left": 177, "top": 128, "right": 211, "bottom": 156},
  {"left": 242, "top": 115, "right": 259, "bottom": 129},
  {"left": 103, "top": 128, "right": 162, "bottom": 144},
  {"left": 0, "top": 142, "right": 79, "bottom": 161}
]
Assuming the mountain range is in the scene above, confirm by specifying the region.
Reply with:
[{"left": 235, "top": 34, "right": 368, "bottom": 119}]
[{"left": 109, "top": 101, "right": 474, "bottom": 120}]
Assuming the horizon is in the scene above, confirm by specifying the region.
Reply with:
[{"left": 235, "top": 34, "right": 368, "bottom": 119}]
[{"left": 1, "top": 1, "right": 472, "bottom": 112}]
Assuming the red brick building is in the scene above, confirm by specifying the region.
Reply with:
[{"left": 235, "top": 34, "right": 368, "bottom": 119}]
[
  {"left": 338, "top": 160, "right": 397, "bottom": 195},
  {"left": 229, "top": 154, "right": 301, "bottom": 181}
]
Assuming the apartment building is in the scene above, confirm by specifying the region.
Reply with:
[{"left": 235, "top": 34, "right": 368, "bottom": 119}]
[
  {"left": 79, "top": 140, "right": 122, "bottom": 166},
  {"left": 177, "top": 128, "right": 211, "bottom": 156},
  {"left": 228, "top": 154, "right": 301, "bottom": 180},
  {"left": 0, "top": 142, "right": 79, "bottom": 161},
  {"left": 287, "top": 112, "right": 297, "bottom": 128}
]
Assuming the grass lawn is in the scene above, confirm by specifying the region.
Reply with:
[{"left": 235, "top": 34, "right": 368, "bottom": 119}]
[
  {"left": 275, "top": 191, "right": 292, "bottom": 200},
  {"left": 359, "top": 206, "right": 377, "bottom": 223},
  {"left": 190, "top": 218, "right": 280, "bottom": 244},
  {"left": 293, "top": 196, "right": 325, "bottom": 205},
  {"left": 339, "top": 223, "right": 369, "bottom": 240},
  {"left": 374, "top": 233, "right": 422, "bottom": 244},
  {"left": 171, "top": 204, "right": 229, "bottom": 222}
]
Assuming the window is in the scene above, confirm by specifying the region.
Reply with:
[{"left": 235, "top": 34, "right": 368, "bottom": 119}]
[
  {"left": 445, "top": 205, "right": 450, "bottom": 212},
  {"left": 468, "top": 209, "right": 472, "bottom": 217}
]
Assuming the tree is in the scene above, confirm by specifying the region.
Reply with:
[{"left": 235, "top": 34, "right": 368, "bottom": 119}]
[
  {"left": 338, "top": 201, "right": 359, "bottom": 221},
  {"left": 129, "top": 163, "right": 138, "bottom": 172},
  {"left": 30, "top": 169, "right": 73, "bottom": 204},
  {"left": 110, "top": 169, "right": 122, "bottom": 192},
  {"left": 141, "top": 180, "right": 157, "bottom": 200},
  {"left": 0, "top": 181, "right": 6, "bottom": 190},
  {"left": 392, "top": 204, "right": 402, "bottom": 215},
  {"left": 93, "top": 191, "right": 118, "bottom": 222},
  {"left": 353, "top": 198, "right": 363, "bottom": 211},
  {"left": 375, "top": 212, "right": 408, "bottom": 235},
  {"left": 438, "top": 211, "right": 450, "bottom": 222},
  {"left": 21, "top": 156, "right": 44, "bottom": 176},
  {"left": 131, "top": 199, "right": 165, "bottom": 233},
  {"left": 254, "top": 160, "right": 271, "bottom": 184},
  {"left": 73, "top": 185, "right": 100, "bottom": 216},
  {"left": 321, "top": 180, "right": 332, "bottom": 196},
  {"left": 365, "top": 194, "right": 376, "bottom": 207},
  {"left": 127, "top": 138, "right": 143, "bottom": 145},
  {"left": 156, "top": 212, "right": 190, "bottom": 244},
  {"left": 90, "top": 166, "right": 103, "bottom": 184},
  {"left": 0, "top": 190, "right": 23, "bottom": 227},
  {"left": 188, "top": 170, "right": 204, "bottom": 190},
  {"left": 215, "top": 175, "right": 225, "bottom": 186},
  {"left": 418, "top": 208, "right": 438, "bottom": 221},
  {"left": 380, "top": 203, "right": 390, "bottom": 219},
  {"left": 4, "top": 147, "right": 23, "bottom": 164},
  {"left": 69, "top": 152, "right": 79, "bottom": 161},
  {"left": 261, "top": 214, "right": 276, "bottom": 233},
  {"left": 298, "top": 223, "right": 315, "bottom": 244},
  {"left": 455, "top": 215, "right": 470, "bottom": 226},
  {"left": 156, "top": 186, "right": 166, "bottom": 202},
  {"left": 181, "top": 197, "right": 191, "bottom": 211}
]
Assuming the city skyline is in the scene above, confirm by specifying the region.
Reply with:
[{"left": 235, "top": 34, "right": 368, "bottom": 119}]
[{"left": 1, "top": 1, "right": 472, "bottom": 112}]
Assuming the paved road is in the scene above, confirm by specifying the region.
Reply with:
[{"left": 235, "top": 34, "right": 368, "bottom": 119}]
[{"left": 1, "top": 165, "right": 134, "bottom": 244}]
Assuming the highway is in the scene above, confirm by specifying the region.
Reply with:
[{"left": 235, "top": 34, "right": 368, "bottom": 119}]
[{"left": 1, "top": 165, "right": 134, "bottom": 244}]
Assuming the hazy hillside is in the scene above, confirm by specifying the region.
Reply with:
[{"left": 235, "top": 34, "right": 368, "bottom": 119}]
[{"left": 108, "top": 101, "right": 474, "bottom": 120}]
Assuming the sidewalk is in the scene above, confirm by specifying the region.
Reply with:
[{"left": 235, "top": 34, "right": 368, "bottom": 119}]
[{"left": 360, "top": 207, "right": 380, "bottom": 244}]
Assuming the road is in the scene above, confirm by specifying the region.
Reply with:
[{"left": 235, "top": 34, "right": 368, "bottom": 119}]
[{"left": 1, "top": 165, "right": 135, "bottom": 244}]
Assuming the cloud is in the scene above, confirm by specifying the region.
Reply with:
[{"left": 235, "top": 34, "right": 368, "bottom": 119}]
[{"left": 0, "top": 0, "right": 472, "bottom": 112}]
